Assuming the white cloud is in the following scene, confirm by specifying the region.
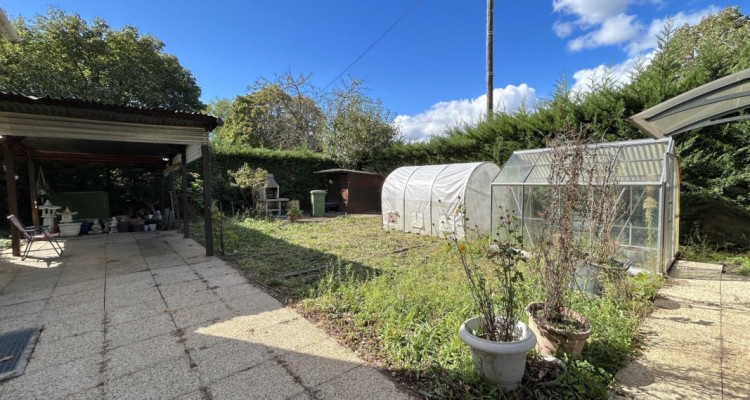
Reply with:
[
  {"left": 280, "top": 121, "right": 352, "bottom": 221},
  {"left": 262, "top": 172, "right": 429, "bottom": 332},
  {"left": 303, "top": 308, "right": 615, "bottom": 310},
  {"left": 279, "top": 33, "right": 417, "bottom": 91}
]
[
  {"left": 568, "top": 13, "right": 642, "bottom": 51},
  {"left": 553, "top": 21, "right": 574, "bottom": 38},
  {"left": 394, "top": 84, "right": 537, "bottom": 142},
  {"left": 625, "top": 5, "right": 719, "bottom": 56},
  {"left": 571, "top": 51, "right": 655, "bottom": 93},
  {"left": 553, "top": 0, "right": 631, "bottom": 25}
]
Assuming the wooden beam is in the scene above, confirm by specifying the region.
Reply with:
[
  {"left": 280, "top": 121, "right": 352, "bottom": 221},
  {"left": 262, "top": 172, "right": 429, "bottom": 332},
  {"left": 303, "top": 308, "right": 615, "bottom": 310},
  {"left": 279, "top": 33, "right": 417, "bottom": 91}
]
[
  {"left": 26, "top": 148, "right": 39, "bottom": 226},
  {"left": 23, "top": 150, "right": 167, "bottom": 167},
  {"left": 202, "top": 144, "right": 213, "bottom": 256},
  {"left": 181, "top": 145, "right": 189, "bottom": 239},
  {"left": 2, "top": 136, "right": 21, "bottom": 256}
]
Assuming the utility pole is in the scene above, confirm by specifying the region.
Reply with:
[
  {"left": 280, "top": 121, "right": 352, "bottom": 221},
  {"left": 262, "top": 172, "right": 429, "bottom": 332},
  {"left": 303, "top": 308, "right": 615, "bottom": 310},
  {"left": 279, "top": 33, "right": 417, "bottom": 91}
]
[{"left": 486, "top": 0, "right": 494, "bottom": 116}]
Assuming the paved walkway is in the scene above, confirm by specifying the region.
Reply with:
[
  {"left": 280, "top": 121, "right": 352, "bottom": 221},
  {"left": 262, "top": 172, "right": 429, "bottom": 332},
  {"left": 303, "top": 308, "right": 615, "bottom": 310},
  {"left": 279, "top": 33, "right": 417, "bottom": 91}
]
[
  {"left": 614, "top": 260, "right": 750, "bottom": 399},
  {"left": 0, "top": 231, "right": 410, "bottom": 400}
]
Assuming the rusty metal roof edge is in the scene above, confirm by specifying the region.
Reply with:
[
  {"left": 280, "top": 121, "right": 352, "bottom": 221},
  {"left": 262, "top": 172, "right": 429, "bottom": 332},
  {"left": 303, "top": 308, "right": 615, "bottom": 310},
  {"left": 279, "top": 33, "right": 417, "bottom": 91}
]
[
  {"left": 313, "top": 168, "right": 381, "bottom": 175},
  {"left": 0, "top": 91, "right": 220, "bottom": 131}
]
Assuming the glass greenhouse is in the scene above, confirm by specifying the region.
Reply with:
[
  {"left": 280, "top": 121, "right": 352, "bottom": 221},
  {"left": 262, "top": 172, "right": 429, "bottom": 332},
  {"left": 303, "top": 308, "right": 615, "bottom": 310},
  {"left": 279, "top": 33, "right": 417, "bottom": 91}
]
[{"left": 491, "top": 138, "right": 679, "bottom": 273}]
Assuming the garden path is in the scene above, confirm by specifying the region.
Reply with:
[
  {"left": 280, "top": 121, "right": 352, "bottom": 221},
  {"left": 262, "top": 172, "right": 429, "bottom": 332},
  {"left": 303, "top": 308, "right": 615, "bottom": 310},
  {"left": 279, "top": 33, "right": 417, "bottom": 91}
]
[
  {"left": 613, "top": 260, "right": 750, "bottom": 399},
  {"left": 0, "top": 231, "right": 411, "bottom": 399}
]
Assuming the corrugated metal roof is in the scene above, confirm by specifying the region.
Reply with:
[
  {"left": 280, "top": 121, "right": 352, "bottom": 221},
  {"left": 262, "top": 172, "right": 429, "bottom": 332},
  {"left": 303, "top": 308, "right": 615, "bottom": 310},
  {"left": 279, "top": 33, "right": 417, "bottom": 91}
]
[
  {"left": 314, "top": 168, "right": 380, "bottom": 175},
  {"left": 0, "top": 92, "right": 221, "bottom": 131},
  {"left": 493, "top": 138, "right": 673, "bottom": 185}
]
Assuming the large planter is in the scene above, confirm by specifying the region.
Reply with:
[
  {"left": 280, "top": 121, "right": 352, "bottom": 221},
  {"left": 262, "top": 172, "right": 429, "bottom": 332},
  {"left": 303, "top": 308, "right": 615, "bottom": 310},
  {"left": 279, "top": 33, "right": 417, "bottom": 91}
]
[
  {"left": 525, "top": 302, "right": 591, "bottom": 356},
  {"left": 459, "top": 317, "right": 537, "bottom": 392}
]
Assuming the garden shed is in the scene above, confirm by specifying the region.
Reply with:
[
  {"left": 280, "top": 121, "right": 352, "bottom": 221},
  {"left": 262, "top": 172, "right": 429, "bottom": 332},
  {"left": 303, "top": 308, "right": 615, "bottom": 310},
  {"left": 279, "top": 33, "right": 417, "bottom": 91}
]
[
  {"left": 491, "top": 138, "right": 679, "bottom": 273},
  {"left": 382, "top": 162, "right": 500, "bottom": 238},
  {"left": 313, "top": 169, "right": 385, "bottom": 213}
]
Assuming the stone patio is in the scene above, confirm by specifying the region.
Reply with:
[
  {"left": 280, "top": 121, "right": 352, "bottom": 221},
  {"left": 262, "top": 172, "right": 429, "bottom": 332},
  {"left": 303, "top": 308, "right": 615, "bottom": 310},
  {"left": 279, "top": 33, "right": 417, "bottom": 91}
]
[
  {"left": 0, "top": 231, "right": 410, "bottom": 399},
  {"left": 613, "top": 260, "right": 750, "bottom": 399}
]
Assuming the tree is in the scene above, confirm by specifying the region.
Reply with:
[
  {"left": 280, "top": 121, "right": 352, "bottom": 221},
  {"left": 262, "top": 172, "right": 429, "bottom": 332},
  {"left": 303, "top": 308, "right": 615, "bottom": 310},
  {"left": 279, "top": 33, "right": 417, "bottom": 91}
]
[
  {"left": 321, "top": 78, "right": 402, "bottom": 169},
  {"left": 205, "top": 97, "right": 232, "bottom": 147},
  {"left": 220, "top": 73, "right": 323, "bottom": 150},
  {"left": 0, "top": 7, "right": 203, "bottom": 110}
]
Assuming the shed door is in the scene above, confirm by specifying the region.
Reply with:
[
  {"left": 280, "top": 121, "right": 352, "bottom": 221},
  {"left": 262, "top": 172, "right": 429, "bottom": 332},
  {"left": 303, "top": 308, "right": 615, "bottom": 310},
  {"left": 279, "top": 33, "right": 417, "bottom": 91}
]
[{"left": 338, "top": 174, "right": 349, "bottom": 211}]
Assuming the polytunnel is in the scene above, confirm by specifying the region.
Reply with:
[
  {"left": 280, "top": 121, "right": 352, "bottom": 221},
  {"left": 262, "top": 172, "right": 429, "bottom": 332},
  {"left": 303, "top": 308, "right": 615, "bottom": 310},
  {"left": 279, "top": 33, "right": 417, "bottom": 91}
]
[
  {"left": 491, "top": 138, "right": 679, "bottom": 273},
  {"left": 382, "top": 162, "right": 501, "bottom": 238}
]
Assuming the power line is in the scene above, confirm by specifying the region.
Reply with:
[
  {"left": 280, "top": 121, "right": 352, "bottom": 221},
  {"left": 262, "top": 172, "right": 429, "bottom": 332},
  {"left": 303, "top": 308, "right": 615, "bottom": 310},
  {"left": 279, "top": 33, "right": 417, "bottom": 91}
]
[{"left": 322, "top": 0, "right": 422, "bottom": 91}]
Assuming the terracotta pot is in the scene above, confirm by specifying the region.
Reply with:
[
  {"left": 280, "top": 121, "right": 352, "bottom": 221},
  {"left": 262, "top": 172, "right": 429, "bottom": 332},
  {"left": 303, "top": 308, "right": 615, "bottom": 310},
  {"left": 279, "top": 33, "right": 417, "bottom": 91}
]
[
  {"left": 525, "top": 302, "right": 591, "bottom": 356},
  {"left": 288, "top": 214, "right": 299, "bottom": 222}
]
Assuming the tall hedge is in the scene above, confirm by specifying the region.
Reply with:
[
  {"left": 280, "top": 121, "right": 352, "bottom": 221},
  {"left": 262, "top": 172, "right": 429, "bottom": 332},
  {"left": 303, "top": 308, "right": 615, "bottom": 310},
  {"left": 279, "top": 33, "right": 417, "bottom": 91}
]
[{"left": 209, "top": 147, "right": 336, "bottom": 212}]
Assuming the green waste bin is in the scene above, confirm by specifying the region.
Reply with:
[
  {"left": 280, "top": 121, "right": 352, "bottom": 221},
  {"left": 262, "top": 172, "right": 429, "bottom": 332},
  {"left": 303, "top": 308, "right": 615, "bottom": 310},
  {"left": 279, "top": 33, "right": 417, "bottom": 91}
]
[{"left": 310, "top": 190, "right": 327, "bottom": 217}]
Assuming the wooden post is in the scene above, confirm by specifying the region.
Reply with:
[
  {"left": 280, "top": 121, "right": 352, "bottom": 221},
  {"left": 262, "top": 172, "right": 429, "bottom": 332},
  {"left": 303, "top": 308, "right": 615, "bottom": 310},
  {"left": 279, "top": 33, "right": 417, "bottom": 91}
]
[
  {"left": 181, "top": 146, "right": 189, "bottom": 238},
  {"left": 486, "top": 0, "right": 494, "bottom": 116},
  {"left": 159, "top": 172, "right": 165, "bottom": 215},
  {"left": 26, "top": 149, "right": 39, "bottom": 227},
  {"left": 202, "top": 144, "right": 213, "bottom": 256},
  {"left": 2, "top": 136, "right": 20, "bottom": 256}
]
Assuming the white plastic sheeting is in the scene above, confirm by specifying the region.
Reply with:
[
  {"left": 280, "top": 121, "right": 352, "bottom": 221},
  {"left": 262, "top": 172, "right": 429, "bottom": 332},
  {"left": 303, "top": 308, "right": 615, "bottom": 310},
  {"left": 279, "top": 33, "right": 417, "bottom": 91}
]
[{"left": 382, "top": 162, "right": 501, "bottom": 238}]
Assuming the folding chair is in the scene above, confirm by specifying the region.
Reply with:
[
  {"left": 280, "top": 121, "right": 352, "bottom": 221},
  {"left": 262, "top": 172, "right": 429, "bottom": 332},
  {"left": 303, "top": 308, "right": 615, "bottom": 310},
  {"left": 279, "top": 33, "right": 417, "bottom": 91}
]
[{"left": 6, "top": 215, "right": 63, "bottom": 260}]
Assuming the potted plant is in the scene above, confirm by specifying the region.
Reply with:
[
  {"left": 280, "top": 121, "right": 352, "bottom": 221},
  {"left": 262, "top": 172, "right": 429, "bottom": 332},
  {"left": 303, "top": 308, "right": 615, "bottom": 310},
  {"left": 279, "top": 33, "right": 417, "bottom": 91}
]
[
  {"left": 287, "top": 200, "right": 302, "bottom": 222},
  {"left": 449, "top": 205, "right": 536, "bottom": 392},
  {"left": 527, "top": 130, "right": 605, "bottom": 356}
]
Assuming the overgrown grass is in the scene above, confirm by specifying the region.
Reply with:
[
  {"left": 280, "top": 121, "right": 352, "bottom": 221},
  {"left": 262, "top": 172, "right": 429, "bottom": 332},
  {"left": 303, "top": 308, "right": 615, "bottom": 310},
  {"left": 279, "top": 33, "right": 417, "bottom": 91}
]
[{"left": 191, "top": 215, "right": 665, "bottom": 399}]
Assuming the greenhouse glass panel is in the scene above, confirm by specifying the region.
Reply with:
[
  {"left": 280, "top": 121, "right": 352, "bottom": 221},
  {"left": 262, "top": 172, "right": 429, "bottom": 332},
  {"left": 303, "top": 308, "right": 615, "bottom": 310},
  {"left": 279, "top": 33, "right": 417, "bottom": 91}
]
[{"left": 491, "top": 138, "right": 679, "bottom": 273}]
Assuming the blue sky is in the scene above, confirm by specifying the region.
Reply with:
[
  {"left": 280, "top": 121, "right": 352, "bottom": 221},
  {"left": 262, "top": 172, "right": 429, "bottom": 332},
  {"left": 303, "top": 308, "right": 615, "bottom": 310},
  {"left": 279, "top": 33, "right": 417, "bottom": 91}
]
[{"left": 2, "top": 1, "right": 744, "bottom": 141}]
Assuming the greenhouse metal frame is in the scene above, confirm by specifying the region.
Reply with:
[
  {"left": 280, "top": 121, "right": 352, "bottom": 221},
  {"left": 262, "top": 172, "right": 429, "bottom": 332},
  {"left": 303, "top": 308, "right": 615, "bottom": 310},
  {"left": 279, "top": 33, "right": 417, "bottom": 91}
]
[{"left": 491, "top": 138, "right": 679, "bottom": 273}]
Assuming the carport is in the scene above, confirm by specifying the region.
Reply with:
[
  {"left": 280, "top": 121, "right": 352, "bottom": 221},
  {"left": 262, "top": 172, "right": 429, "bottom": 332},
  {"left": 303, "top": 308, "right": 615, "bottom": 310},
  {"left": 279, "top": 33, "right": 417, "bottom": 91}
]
[{"left": 0, "top": 92, "right": 220, "bottom": 257}]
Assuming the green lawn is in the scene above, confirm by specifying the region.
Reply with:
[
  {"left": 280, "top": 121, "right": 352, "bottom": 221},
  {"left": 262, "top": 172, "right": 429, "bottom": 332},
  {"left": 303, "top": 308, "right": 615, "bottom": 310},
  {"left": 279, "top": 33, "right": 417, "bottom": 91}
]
[{"left": 191, "top": 215, "right": 664, "bottom": 399}]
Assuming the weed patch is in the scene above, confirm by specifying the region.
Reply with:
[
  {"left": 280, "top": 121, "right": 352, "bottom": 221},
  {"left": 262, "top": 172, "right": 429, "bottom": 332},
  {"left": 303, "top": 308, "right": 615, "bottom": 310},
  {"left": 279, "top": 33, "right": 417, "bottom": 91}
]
[{"left": 191, "top": 216, "right": 665, "bottom": 398}]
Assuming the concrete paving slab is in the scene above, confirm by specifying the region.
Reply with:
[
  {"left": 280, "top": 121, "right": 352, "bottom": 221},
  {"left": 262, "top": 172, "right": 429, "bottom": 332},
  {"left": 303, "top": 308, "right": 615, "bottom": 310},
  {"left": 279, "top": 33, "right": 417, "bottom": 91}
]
[
  {"left": 163, "top": 287, "right": 221, "bottom": 311},
  {"left": 204, "top": 272, "right": 249, "bottom": 288},
  {"left": 105, "top": 298, "right": 167, "bottom": 325},
  {"left": 25, "top": 329, "right": 104, "bottom": 373},
  {"left": 0, "top": 354, "right": 101, "bottom": 400},
  {"left": 209, "top": 360, "right": 306, "bottom": 400},
  {"left": 0, "top": 287, "right": 53, "bottom": 307},
  {"left": 104, "top": 355, "right": 200, "bottom": 400},
  {"left": 0, "top": 299, "right": 47, "bottom": 318},
  {"left": 222, "top": 292, "right": 283, "bottom": 316},
  {"left": 213, "top": 282, "right": 263, "bottom": 301},
  {"left": 313, "top": 365, "right": 411, "bottom": 400},
  {"left": 104, "top": 286, "right": 162, "bottom": 309},
  {"left": 40, "top": 310, "right": 104, "bottom": 342},
  {"left": 145, "top": 254, "right": 186, "bottom": 270},
  {"left": 279, "top": 337, "right": 364, "bottom": 388},
  {"left": 104, "top": 332, "right": 185, "bottom": 379},
  {"left": 171, "top": 300, "right": 234, "bottom": 328},
  {"left": 152, "top": 269, "right": 201, "bottom": 287},
  {"left": 191, "top": 337, "right": 272, "bottom": 382},
  {"left": 105, "top": 311, "right": 175, "bottom": 349},
  {"left": 51, "top": 278, "right": 105, "bottom": 297}
]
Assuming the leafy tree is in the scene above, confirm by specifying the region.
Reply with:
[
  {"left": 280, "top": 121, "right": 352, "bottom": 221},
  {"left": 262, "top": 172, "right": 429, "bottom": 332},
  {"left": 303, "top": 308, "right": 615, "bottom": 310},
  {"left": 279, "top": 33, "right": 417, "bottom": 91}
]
[
  {"left": 0, "top": 7, "right": 202, "bottom": 110},
  {"left": 220, "top": 73, "right": 323, "bottom": 150},
  {"left": 321, "top": 78, "right": 401, "bottom": 169},
  {"left": 205, "top": 97, "right": 232, "bottom": 147},
  {"left": 227, "top": 163, "right": 268, "bottom": 215}
]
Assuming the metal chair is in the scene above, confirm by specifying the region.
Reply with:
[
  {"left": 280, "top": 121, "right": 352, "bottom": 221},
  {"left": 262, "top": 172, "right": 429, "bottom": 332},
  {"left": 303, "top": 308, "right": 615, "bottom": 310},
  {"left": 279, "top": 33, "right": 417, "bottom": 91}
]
[{"left": 6, "top": 215, "right": 63, "bottom": 260}]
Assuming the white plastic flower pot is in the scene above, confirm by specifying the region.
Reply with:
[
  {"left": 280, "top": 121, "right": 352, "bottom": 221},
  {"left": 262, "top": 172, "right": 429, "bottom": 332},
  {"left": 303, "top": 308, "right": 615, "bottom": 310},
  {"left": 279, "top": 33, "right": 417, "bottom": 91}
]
[{"left": 459, "top": 317, "right": 537, "bottom": 392}]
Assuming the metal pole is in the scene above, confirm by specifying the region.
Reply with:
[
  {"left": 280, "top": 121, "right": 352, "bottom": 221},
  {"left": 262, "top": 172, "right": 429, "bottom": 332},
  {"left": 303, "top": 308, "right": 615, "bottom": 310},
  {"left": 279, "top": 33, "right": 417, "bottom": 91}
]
[{"left": 486, "top": 0, "right": 494, "bottom": 116}]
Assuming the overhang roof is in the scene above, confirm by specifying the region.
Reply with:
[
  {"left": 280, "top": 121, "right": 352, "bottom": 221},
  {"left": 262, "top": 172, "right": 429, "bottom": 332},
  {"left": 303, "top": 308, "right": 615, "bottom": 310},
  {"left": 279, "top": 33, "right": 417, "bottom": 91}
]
[
  {"left": 628, "top": 68, "right": 750, "bottom": 138},
  {"left": 0, "top": 92, "right": 220, "bottom": 131},
  {"left": 314, "top": 168, "right": 380, "bottom": 176},
  {"left": 0, "top": 92, "right": 220, "bottom": 168}
]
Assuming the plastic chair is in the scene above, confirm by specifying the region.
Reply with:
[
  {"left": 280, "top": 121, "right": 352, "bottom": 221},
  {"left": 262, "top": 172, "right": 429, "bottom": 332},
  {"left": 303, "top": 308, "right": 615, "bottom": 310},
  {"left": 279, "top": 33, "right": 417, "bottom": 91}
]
[{"left": 6, "top": 215, "right": 63, "bottom": 260}]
